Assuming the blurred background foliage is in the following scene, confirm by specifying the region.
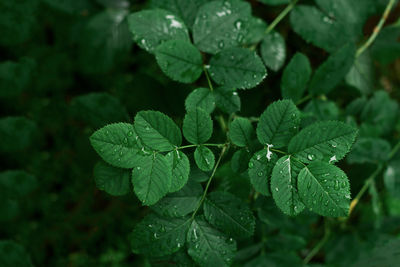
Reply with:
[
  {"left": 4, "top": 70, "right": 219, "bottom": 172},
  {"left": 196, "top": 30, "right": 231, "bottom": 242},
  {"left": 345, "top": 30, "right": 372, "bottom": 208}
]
[{"left": 0, "top": 0, "right": 400, "bottom": 266}]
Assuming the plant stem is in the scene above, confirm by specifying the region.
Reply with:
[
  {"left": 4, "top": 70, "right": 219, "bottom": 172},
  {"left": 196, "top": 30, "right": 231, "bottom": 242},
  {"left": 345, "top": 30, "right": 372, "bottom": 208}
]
[
  {"left": 270, "top": 148, "right": 287, "bottom": 155},
  {"left": 356, "top": 0, "right": 396, "bottom": 58},
  {"left": 295, "top": 94, "right": 312, "bottom": 105},
  {"left": 265, "top": 0, "right": 300, "bottom": 35},
  {"left": 177, "top": 143, "right": 226, "bottom": 150},
  {"left": 203, "top": 65, "right": 214, "bottom": 91},
  {"left": 348, "top": 139, "right": 400, "bottom": 216},
  {"left": 191, "top": 145, "right": 229, "bottom": 219},
  {"left": 303, "top": 220, "right": 331, "bottom": 264},
  {"left": 249, "top": 0, "right": 299, "bottom": 50}
]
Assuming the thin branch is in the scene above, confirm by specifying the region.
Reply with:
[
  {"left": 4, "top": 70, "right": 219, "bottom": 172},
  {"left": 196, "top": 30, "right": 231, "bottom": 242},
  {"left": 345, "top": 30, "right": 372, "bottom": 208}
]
[{"left": 356, "top": 0, "right": 397, "bottom": 58}]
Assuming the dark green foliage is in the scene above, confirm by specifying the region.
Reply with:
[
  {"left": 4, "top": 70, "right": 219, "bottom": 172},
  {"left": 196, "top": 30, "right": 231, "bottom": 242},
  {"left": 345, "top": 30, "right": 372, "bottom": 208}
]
[{"left": 2, "top": 0, "right": 400, "bottom": 266}]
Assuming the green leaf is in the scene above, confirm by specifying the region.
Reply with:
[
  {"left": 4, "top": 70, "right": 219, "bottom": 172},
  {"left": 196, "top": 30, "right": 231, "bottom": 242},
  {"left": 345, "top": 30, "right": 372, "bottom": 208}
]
[
  {"left": 0, "top": 116, "right": 38, "bottom": 153},
  {"left": 0, "top": 58, "right": 35, "bottom": 98},
  {"left": 270, "top": 156, "right": 305, "bottom": 216},
  {"left": 256, "top": 100, "right": 300, "bottom": 148},
  {"left": 209, "top": 47, "right": 267, "bottom": 89},
  {"left": 360, "top": 91, "right": 399, "bottom": 136},
  {"left": 258, "top": 0, "right": 290, "bottom": 5},
  {"left": 281, "top": 53, "right": 312, "bottom": 103},
  {"left": 303, "top": 99, "right": 340, "bottom": 124},
  {"left": 352, "top": 238, "right": 400, "bottom": 267},
  {"left": 290, "top": 3, "right": 364, "bottom": 53},
  {"left": 347, "top": 138, "right": 391, "bottom": 164},
  {"left": 231, "top": 149, "right": 252, "bottom": 173},
  {"left": 384, "top": 160, "right": 400, "bottom": 199},
  {"left": 0, "top": 0, "right": 38, "bottom": 46},
  {"left": 166, "top": 150, "right": 190, "bottom": 192},
  {"left": 288, "top": 121, "right": 358, "bottom": 163},
  {"left": 229, "top": 117, "right": 254, "bottom": 147},
  {"left": 128, "top": 9, "right": 190, "bottom": 53},
  {"left": 248, "top": 149, "right": 278, "bottom": 196},
  {"left": 345, "top": 52, "right": 374, "bottom": 95},
  {"left": 90, "top": 123, "right": 144, "bottom": 168},
  {"left": 78, "top": 9, "right": 132, "bottom": 74},
  {"left": 309, "top": 43, "right": 356, "bottom": 95},
  {"left": 155, "top": 40, "right": 203, "bottom": 83},
  {"left": 0, "top": 170, "right": 37, "bottom": 199},
  {"left": 194, "top": 146, "right": 215, "bottom": 171},
  {"left": 242, "top": 17, "right": 267, "bottom": 45},
  {"left": 371, "top": 24, "right": 400, "bottom": 64},
  {"left": 185, "top": 88, "right": 216, "bottom": 114},
  {"left": 71, "top": 93, "right": 129, "bottom": 128},
  {"left": 183, "top": 108, "right": 213, "bottom": 144},
  {"left": 213, "top": 86, "right": 241, "bottom": 114},
  {"left": 0, "top": 240, "right": 33, "bottom": 267},
  {"left": 187, "top": 217, "right": 237, "bottom": 267},
  {"left": 260, "top": 31, "right": 286, "bottom": 72},
  {"left": 193, "top": 0, "right": 252, "bottom": 54},
  {"left": 131, "top": 154, "right": 172, "bottom": 205},
  {"left": 298, "top": 162, "right": 351, "bottom": 217},
  {"left": 204, "top": 191, "right": 255, "bottom": 238},
  {"left": 152, "top": 181, "right": 203, "bottom": 217},
  {"left": 150, "top": 0, "right": 209, "bottom": 29},
  {"left": 134, "top": 110, "right": 182, "bottom": 151},
  {"left": 93, "top": 161, "right": 130, "bottom": 196},
  {"left": 130, "top": 213, "right": 191, "bottom": 256}
]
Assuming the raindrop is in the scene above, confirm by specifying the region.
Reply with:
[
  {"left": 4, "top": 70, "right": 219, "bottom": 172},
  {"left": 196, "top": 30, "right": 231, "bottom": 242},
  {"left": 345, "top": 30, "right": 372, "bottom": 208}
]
[
  {"left": 275, "top": 187, "right": 279, "bottom": 192},
  {"left": 237, "top": 33, "right": 244, "bottom": 43},
  {"left": 334, "top": 180, "right": 340, "bottom": 190},
  {"left": 145, "top": 126, "right": 150, "bottom": 131},
  {"left": 154, "top": 233, "right": 159, "bottom": 239},
  {"left": 218, "top": 40, "right": 225, "bottom": 49},
  {"left": 258, "top": 171, "right": 263, "bottom": 177},
  {"left": 331, "top": 141, "right": 337, "bottom": 148},
  {"left": 127, "top": 131, "right": 133, "bottom": 136},
  {"left": 249, "top": 162, "right": 254, "bottom": 168},
  {"left": 307, "top": 154, "right": 315, "bottom": 161},
  {"left": 234, "top": 20, "right": 242, "bottom": 30}
]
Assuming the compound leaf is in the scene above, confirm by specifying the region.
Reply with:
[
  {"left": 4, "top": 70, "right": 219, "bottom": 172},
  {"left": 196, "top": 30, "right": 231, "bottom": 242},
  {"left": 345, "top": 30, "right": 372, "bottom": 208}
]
[
  {"left": 256, "top": 100, "right": 300, "bottom": 148},
  {"left": 166, "top": 150, "right": 190, "bottom": 192},
  {"left": 94, "top": 161, "right": 130, "bottom": 196},
  {"left": 183, "top": 108, "right": 213, "bottom": 144},
  {"left": 185, "top": 88, "right": 216, "bottom": 114},
  {"left": 270, "top": 156, "right": 305, "bottom": 216},
  {"left": 155, "top": 40, "right": 203, "bottom": 83},
  {"left": 297, "top": 162, "right": 351, "bottom": 217},
  {"left": 309, "top": 43, "right": 356, "bottom": 95},
  {"left": 187, "top": 217, "right": 237, "bottom": 267},
  {"left": 204, "top": 191, "right": 255, "bottom": 238},
  {"left": 209, "top": 47, "right": 267, "bottom": 89},
  {"left": 128, "top": 9, "right": 189, "bottom": 53},
  {"left": 248, "top": 149, "right": 278, "bottom": 196},
  {"left": 229, "top": 117, "right": 254, "bottom": 147},
  {"left": 288, "top": 121, "right": 358, "bottom": 163},
  {"left": 134, "top": 111, "right": 182, "bottom": 151},
  {"left": 152, "top": 181, "right": 203, "bottom": 217},
  {"left": 90, "top": 123, "right": 144, "bottom": 168},
  {"left": 193, "top": 0, "right": 252, "bottom": 54},
  {"left": 281, "top": 53, "right": 312, "bottom": 103},
  {"left": 131, "top": 154, "right": 172, "bottom": 205},
  {"left": 260, "top": 31, "right": 286, "bottom": 72},
  {"left": 130, "top": 213, "right": 191, "bottom": 257},
  {"left": 194, "top": 145, "right": 215, "bottom": 171}
]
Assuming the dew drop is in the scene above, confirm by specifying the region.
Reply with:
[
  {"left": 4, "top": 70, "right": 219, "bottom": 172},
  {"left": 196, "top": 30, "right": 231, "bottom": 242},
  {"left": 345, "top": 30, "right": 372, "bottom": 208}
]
[
  {"left": 249, "top": 162, "right": 254, "bottom": 168},
  {"left": 334, "top": 180, "right": 340, "bottom": 190},
  {"left": 127, "top": 131, "right": 133, "bottom": 136},
  {"left": 258, "top": 171, "right": 263, "bottom": 177},
  {"left": 275, "top": 187, "right": 279, "bottom": 192},
  {"left": 234, "top": 20, "right": 242, "bottom": 30},
  {"left": 218, "top": 40, "right": 225, "bottom": 49},
  {"left": 307, "top": 154, "right": 315, "bottom": 161}
]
